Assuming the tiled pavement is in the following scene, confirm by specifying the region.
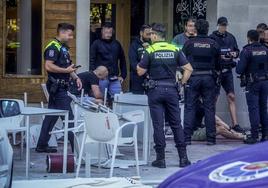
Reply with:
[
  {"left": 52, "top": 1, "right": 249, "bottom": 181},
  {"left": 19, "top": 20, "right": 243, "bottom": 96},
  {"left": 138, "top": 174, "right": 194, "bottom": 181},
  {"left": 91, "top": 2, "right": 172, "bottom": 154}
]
[{"left": 12, "top": 136, "right": 245, "bottom": 183}]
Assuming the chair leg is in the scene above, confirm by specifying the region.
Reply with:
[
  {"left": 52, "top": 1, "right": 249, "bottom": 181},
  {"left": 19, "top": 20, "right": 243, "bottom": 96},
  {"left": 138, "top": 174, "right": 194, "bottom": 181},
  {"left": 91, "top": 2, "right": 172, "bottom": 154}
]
[
  {"left": 13, "top": 132, "right": 16, "bottom": 145},
  {"left": 109, "top": 139, "right": 118, "bottom": 178},
  {"left": 105, "top": 144, "right": 110, "bottom": 159},
  {"left": 20, "top": 131, "right": 24, "bottom": 160},
  {"left": 76, "top": 131, "right": 86, "bottom": 178},
  {"left": 98, "top": 143, "right": 101, "bottom": 169},
  {"left": 85, "top": 152, "right": 91, "bottom": 178},
  {"left": 134, "top": 126, "right": 140, "bottom": 177}
]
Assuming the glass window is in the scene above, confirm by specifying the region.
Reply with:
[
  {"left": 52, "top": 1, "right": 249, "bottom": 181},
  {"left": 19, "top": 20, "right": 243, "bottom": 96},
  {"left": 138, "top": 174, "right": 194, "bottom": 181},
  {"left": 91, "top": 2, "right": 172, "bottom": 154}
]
[
  {"left": 4, "top": 0, "right": 42, "bottom": 76},
  {"left": 90, "top": 3, "right": 116, "bottom": 45},
  {"left": 130, "top": 0, "right": 147, "bottom": 41}
]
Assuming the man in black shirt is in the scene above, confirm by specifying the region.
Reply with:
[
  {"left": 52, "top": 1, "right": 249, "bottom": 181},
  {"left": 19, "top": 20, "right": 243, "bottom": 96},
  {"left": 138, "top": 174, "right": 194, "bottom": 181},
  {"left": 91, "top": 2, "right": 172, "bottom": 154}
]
[
  {"left": 90, "top": 22, "right": 127, "bottom": 99},
  {"left": 70, "top": 66, "right": 108, "bottom": 104}
]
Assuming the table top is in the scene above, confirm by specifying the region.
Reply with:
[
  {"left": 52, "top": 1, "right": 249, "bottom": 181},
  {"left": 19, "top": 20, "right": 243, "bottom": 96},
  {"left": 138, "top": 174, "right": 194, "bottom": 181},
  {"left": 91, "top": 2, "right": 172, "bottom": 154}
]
[
  {"left": 113, "top": 93, "right": 148, "bottom": 106},
  {"left": 21, "top": 107, "right": 68, "bottom": 116}
]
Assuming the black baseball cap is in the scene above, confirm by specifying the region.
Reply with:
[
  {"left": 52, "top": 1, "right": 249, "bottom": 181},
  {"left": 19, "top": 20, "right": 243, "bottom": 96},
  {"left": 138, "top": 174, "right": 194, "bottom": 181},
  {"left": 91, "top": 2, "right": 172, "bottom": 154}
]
[{"left": 217, "top": 17, "right": 228, "bottom": 26}]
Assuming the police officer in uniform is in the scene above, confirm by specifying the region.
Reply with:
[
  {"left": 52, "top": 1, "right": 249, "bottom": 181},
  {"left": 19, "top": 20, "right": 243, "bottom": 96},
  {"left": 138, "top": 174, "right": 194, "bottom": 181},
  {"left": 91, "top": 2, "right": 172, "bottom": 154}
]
[
  {"left": 137, "top": 23, "right": 193, "bottom": 168},
  {"left": 36, "top": 23, "right": 82, "bottom": 153},
  {"left": 128, "top": 24, "right": 151, "bottom": 94},
  {"left": 210, "top": 17, "right": 245, "bottom": 133},
  {"left": 236, "top": 30, "right": 268, "bottom": 144},
  {"left": 183, "top": 19, "right": 221, "bottom": 145}
]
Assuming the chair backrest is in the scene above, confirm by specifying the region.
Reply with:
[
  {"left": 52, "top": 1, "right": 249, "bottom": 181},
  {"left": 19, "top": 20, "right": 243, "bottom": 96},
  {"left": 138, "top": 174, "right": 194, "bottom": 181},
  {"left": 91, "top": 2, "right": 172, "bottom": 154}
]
[
  {"left": 41, "top": 83, "right": 49, "bottom": 102},
  {"left": 0, "top": 99, "right": 24, "bottom": 118},
  {"left": 0, "top": 99, "right": 24, "bottom": 131},
  {"left": 83, "top": 111, "right": 120, "bottom": 143},
  {"left": 0, "top": 115, "right": 24, "bottom": 131}
]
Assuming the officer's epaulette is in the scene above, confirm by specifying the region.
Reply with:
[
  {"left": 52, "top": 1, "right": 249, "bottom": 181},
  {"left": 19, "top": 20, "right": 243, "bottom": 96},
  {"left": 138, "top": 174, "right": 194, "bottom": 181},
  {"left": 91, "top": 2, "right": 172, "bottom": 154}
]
[
  {"left": 146, "top": 42, "right": 178, "bottom": 53},
  {"left": 45, "top": 39, "right": 62, "bottom": 51},
  {"left": 146, "top": 45, "right": 154, "bottom": 54}
]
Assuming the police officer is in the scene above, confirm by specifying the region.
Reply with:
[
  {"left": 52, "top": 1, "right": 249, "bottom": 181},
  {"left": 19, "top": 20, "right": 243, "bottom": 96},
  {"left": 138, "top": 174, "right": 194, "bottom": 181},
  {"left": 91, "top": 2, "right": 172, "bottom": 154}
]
[
  {"left": 36, "top": 23, "right": 82, "bottom": 153},
  {"left": 209, "top": 17, "right": 245, "bottom": 133},
  {"left": 137, "top": 23, "right": 193, "bottom": 168},
  {"left": 236, "top": 30, "right": 268, "bottom": 144},
  {"left": 128, "top": 24, "right": 151, "bottom": 94},
  {"left": 183, "top": 19, "right": 221, "bottom": 145}
]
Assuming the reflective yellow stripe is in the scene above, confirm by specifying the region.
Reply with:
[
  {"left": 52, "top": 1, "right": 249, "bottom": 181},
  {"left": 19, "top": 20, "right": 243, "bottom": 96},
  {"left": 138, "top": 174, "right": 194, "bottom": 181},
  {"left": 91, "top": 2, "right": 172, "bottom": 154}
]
[
  {"left": 45, "top": 40, "right": 61, "bottom": 51},
  {"left": 172, "top": 44, "right": 183, "bottom": 51},
  {"left": 146, "top": 46, "right": 154, "bottom": 54},
  {"left": 146, "top": 42, "right": 178, "bottom": 54}
]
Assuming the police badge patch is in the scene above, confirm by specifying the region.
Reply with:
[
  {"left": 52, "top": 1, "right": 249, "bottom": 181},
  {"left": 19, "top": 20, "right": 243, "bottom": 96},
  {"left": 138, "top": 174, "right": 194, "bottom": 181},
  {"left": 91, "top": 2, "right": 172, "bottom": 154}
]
[
  {"left": 49, "top": 50, "right": 55, "bottom": 57},
  {"left": 209, "top": 161, "right": 268, "bottom": 183}
]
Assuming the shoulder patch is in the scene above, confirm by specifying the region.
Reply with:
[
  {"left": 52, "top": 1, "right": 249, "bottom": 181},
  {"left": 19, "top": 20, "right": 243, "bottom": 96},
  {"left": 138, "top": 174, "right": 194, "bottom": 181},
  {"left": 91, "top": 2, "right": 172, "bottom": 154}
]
[{"left": 48, "top": 50, "right": 55, "bottom": 57}]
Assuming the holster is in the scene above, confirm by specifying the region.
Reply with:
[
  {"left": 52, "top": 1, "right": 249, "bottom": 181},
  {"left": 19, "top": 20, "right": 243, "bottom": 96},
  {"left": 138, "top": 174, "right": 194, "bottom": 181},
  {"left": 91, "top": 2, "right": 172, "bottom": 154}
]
[
  {"left": 239, "top": 75, "right": 247, "bottom": 87},
  {"left": 47, "top": 76, "right": 59, "bottom": 96},
  {"left": 213, "top": 71, "right": 222, "bottom": 87},
  {"left": 142, "top": 79, "right": 157, "bottom": 90}
]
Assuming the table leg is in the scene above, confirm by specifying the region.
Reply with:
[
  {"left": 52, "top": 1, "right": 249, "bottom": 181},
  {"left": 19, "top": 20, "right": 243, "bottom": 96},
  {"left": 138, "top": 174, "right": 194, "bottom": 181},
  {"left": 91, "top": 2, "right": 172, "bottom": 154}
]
[
  {"left": 63, "top": 112, "right": 69, "bottom": 174},
  {"left": 25, "top": 115, "right": 30, "bottom": 178},
  {"left": 143, "top": 109, "right": 149, "bottom": 164}
]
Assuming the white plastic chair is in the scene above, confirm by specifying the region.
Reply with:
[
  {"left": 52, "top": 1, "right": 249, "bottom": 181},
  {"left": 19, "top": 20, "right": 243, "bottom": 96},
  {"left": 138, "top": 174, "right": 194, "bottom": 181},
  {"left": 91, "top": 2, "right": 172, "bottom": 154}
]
[
  {"left": 41, "top": 83, "right": 49, "bottom": 102},
  {"left": 0, "top": 129, "right": 13, "bottom": 188},
  {"left": 76, "top": 110, "right": 140, "bottom": 178},
  {"left": 0, "top": 99, "right": 26, "bottom": 158}
]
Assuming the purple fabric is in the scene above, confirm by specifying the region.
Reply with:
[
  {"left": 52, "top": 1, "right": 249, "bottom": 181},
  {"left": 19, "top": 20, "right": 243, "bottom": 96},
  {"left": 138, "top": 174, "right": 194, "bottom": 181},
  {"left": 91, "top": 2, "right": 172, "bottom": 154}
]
[{"left": 159, "top": 142, "right": 268, "bottom": 188}]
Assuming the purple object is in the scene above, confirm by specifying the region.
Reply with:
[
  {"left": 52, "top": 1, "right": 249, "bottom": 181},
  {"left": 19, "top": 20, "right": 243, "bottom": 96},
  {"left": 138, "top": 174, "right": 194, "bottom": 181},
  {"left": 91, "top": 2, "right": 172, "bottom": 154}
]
[{"left": 159, "top": 142, "right": 268, "bottom": 188}]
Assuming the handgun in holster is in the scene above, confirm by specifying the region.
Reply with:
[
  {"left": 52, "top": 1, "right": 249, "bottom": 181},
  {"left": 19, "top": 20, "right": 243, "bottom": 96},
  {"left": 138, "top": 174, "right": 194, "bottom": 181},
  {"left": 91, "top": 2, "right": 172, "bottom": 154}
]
[
  {"left": 47, "top": 76, "right": 59, "bottom": 95},
  {"left": 237, "top": 74, "right": 247, "bottom": 87},
  {"left": 213, "top": 71, "right": 222, "bottom": 87},
  {"left": 142, "top": 79, "right": 157, "bottom": 90}
]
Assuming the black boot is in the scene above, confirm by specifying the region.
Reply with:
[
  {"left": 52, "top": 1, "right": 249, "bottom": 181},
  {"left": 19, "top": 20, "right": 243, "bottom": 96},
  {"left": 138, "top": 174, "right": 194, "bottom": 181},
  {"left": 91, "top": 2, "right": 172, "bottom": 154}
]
[
  {"left": 178, "top": 147, "right": 191, "bottom": 168},
  {"left": 152, "top": 151, "right": 166, "bottom": 168},
  {"left": 244, "top": 135, "right": 258, "bottom": 144},
  {"left": 261, "top": 135, "right": 268, "bottom": 142}
]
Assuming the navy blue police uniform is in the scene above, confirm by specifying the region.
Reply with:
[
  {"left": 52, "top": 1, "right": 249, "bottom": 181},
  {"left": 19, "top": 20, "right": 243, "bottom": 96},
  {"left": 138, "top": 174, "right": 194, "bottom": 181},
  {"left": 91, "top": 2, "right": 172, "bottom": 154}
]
[
  {"left": 37, "top": 38, "right": 75, "bottom": 152},
  {"left": 210, "top": 31, "right": 239, "bottom": 95},
  {"left": 236, "top": 42, "right": 268, "bottom": 142},
  {"left": 139, "top": 41, "right": 188, "bottom": 155},
  {"left": 128, "top": 38, "right": 147, "bottom": 94},
  {"left": 183, "top": 35, "right": 220, "bottom": 144}
]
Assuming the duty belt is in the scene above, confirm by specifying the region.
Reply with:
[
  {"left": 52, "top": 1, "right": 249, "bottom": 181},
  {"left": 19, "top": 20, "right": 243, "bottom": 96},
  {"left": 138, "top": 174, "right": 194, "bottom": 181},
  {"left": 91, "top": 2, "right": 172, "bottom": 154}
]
[
  {"left": 256, "top": 76, "right": 268, "bottom": 81},
  {"left": 56, "top": 79, "right": 68, "bottom": 85},
  {"left": 156, "top": 80, "right": 176, "bottom": 87},
  {"left": 49, "top": 76, "right": 69, "bottom": 88},
  {"left": 191, "top": 70, "right": 213, "bottom": 76}
]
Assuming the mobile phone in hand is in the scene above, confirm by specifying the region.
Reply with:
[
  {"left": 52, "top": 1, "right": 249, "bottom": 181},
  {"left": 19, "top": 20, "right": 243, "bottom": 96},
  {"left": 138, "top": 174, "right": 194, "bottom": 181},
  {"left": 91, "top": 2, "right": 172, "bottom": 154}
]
[{"left": 74, "top": 65, "right": 82, "bottom": 69}]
